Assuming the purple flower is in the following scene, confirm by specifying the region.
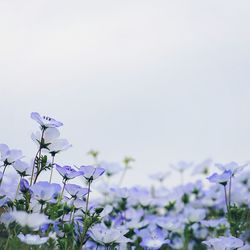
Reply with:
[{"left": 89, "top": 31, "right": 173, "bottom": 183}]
[
  {"left": 136, "top": 226, "right": 169, "bottom": 249},
  {"left": 207, "top": 170, "right": 232, "bottom": 185},
  {"left": 170, "top": 161, "right": 193, "bottom": 172},
  {"left": 56, "top": 164, "right": 82, "bottom": 180},
  {"left": 215, "top": 161, "right": 248, "bottom": 175},
  {"left": 202, "top": 236, "right": 243, "bottom": 249},
  {"left": 13, "top": 160, "right": 32, "bottom": 177},
  {"left": 47, "top": 139, "right": 72, "bottom": 156},
  {"left": 20, "top": 179, "right": 30, "bottom": 193},
  {"left": 65, "top": 184, "right": 89, "bottom": 199},
  {"left": 31, "top": 128, "right": 60, "bottom": 147},
  {"left": 31, "top": 112, "right": 63, "bottom": 129},
  {"left": 79, "top": 165, "right": 105, "bottom": 181},
  {"left": 0, "top": 144, "right": 23, "bottom": 165},
  {"left": 30, "top": 181, "right": 61, "bottom": 202}
]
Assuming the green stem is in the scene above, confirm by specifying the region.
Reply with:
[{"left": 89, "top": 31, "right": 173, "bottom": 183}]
[
  {"left": 0, "top": 164, "right": 7, "bottom": 186},
  {"left": 30, "top": 128, "right": 45, "bottom": 185},
  {"left": 223, "top": 185, "right": 229, "bottom": 212},
  {"left": 228, "top": 176, "right": 232, "bottom": 207},
  {"left": 15, "top": 176, "right": 21, "bottom": 200},
  {"left": 119, "top": 168, "right": 127, "bottom": 186},
  {"left": 49, "top": 155, "right": 55, "bottom": 183},
  {"left": 4, "top": 232, "right": 10, "bottom": 250},
  {"left": 85, "top": 181, "right": 91, "bottom": 216}
]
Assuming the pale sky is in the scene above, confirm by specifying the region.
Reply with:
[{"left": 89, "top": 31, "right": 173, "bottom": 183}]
[{"left": 1, "top": 0, "right": 250, "bottom": 186}]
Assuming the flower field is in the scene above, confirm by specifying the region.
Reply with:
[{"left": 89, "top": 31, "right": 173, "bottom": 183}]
[{"left": 0, "top": 113, "right": 249, "bottom": 249}]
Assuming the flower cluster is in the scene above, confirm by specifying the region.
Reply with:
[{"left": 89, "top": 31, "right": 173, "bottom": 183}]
[{"left": 0, "top": 112, "right": 249, "bottom": 250}]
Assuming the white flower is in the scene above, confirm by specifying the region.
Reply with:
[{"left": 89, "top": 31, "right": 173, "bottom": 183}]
[
  {"left": 89, "top": 223, "right": 131, "bottom": 245},
  {"left": 192, "top": 158, "right": 213, "bottom": 175},
  {"left": 13, "top": 160, "right": 32, "bottom": 176},
  {"left": 202, "top": 236, "right": 244, "bottom": 250},
  {"left": 0, "top": 212, "right": 14, "bottom": 227},
  {"left": 18, "top": 233, "right": 49, "bottom": 245},
  {"left": 31, "top": 112, "right": 63, "bottom": 128},
  {"left": 31, "top": 128, "right": 60, "bottom": 147},
  {"left": 100, "top": 161, "right": 123, "bottom": 176},
  {"left": 11, "top": 211, "right": 50, "bottom": 229},
  {"left": 215, "top": 162, "right": 248, "bottom": 175},
  {"left": 149, "top": 171, "right": 170, "bottom": 182},
  {"left": 170, "top": 161, "right": 193, "bottom": 172},
  {"left": 0, "top": 145, "right": 23, "bottom": 165},
  {"left": 185, "top": 208, "right": 206, "bottom": 223},
  {"left": 47, "top": 138, "right": 72, "bottom": 155}
]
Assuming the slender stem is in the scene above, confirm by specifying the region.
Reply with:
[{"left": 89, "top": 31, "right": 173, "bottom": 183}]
[
  {"left": 49, "top": 155, "right": 55, "bottom": 183},
  {"left": 60, "top": 181, "right": 66, "bottom": 200},
  {"left": 85, "top": 181, "right": 91, "bottom": 215},
  {"left": 30, "top": 128, "right": 45, "bottom": 185},
  {"left": 40, "top": 203, "right": 44, "bottom": 213},
  {"left": 224, "top": 185, "right": 229, "bottom": 212},
  {"left": 15, "top": 176, "right": 21, "bottom": 200},
  {"left": 30, "top": 149, "right": 40, "bottom": 185},
  {"left": 180, "top": 171, "right": 184, "bottom": 185},
  {"left": 0, "top": 165, "right": 7, "bottom": 186},
  {"left": 228, "top": 176, "right": 232, "bottom": 207},
  {"left": 119, "top": 168, "right": 127, "bottom": 186},
  {"left": 4, "top": 232, "right": 10, "bottom": 250},
  {"left": 34, "top": 145, "right": 43, "bottom": 184}
]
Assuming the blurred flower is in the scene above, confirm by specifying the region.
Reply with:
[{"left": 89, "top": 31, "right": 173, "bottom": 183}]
[
  {"left": 11, "top": 211, "right": 51, "bottom": 229},
  {"left": 136, "top": 226, "right": 169, "bottom": 249},
  {"left": 207, "top": 170, "right": 232, "bottom": 185},
  {"left": 170, "top": 161, "right": 193, "bottom": 173},
  {"left": 184, "top": 207, "right": 206, "bottom": 223},
  {"left": 100, "top": 161, "right": 123, "bottom": 177},
  {"left": 202, "top": 236, "right": 243, "bottom": 250},
  {"left": 192, "top": 158, "right": 213, "bottom": 175},
  {"left": 65, "top": 184, "right": 89, "bottom": 199},
  {"left": 30, "top": 181, "right": 61, "bottom": 202},
  {"left": 18, "top": 233, "right": 49, "bottom": 245},
  {"left": 20, "top": 178, "right": 30, "bottom": 193},
  {"left": 215, "top": 162, "right": 248, "bottom": 175},
  {"left": 13, "top": 160, "right": 32, "bottom": 177},
  {"left": 0, "top": 144, "right": 9, "bottom": 161},
  {"left": 89, "top": 223, "right": 131, "bottom": 245},
  {"left": 80, "top": 165, "right": 105, "bottom": 181},
  {"left": 31, "top": 128, "right": 60, "bottom": 148},
  {"left": 201, "top": 218, "right": 228, "bottom": 228},
  {"left": 0, "top": 212, "right": 14, "bottom": 227},
  {"left": 47, "top": 138, "right": 72, "bottom": 156},
  {"left": 0, "top": 145, "right": 23, "bottom": 165},
  {"left": 149, "top": 171, "right": 170, "bottom": 183},
  {"left": 31, "top": 112, "right": 63, "bottom": 129}
]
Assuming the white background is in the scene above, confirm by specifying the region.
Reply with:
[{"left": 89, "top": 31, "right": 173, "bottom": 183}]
[{"left": 0, "top": 0, "right": 250, "bottom": 186}]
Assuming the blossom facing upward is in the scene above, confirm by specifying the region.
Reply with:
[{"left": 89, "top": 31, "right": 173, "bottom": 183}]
[
  {"left": 65, "top": 184, "right": 89, "bottom": 199},
  {"left": 31, "top": 128, "right": 60, "bottom": 147},
  {"left": 30, "top": 181, "right": 61, "bottom": 202},
  {"left": 31, "top": 112, "right": 63, "bottom": 129},
  {"left": 80, "top": 165, "right": 105, "bottom": 181},
  {"left": 13, "top": 160, "right": 32, "bottom": 177},
  {"left": 89, "top": 223, "right": 131, "bottom": 245},
  {"left": 170, "top": 161, "right": 193, "bottom": 172},
  {"left": 47, "top": 138, "right": 72, "bottom": 156},
  {"left": 207, "top": 170, "right": 232, "bottom": 185},
  {"left": 56, "top": 164, "right": 83, "bottom": 180},
  {"left": 0, "top": 144, "right": 23, "bottom": 165},
  {"left": 215, "top": 161, "right": 248, "bottom": 175}
]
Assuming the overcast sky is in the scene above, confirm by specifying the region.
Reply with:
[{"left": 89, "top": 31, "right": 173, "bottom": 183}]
[{"left": 0, "top": 0, "right": 250, "bottom": 186}]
